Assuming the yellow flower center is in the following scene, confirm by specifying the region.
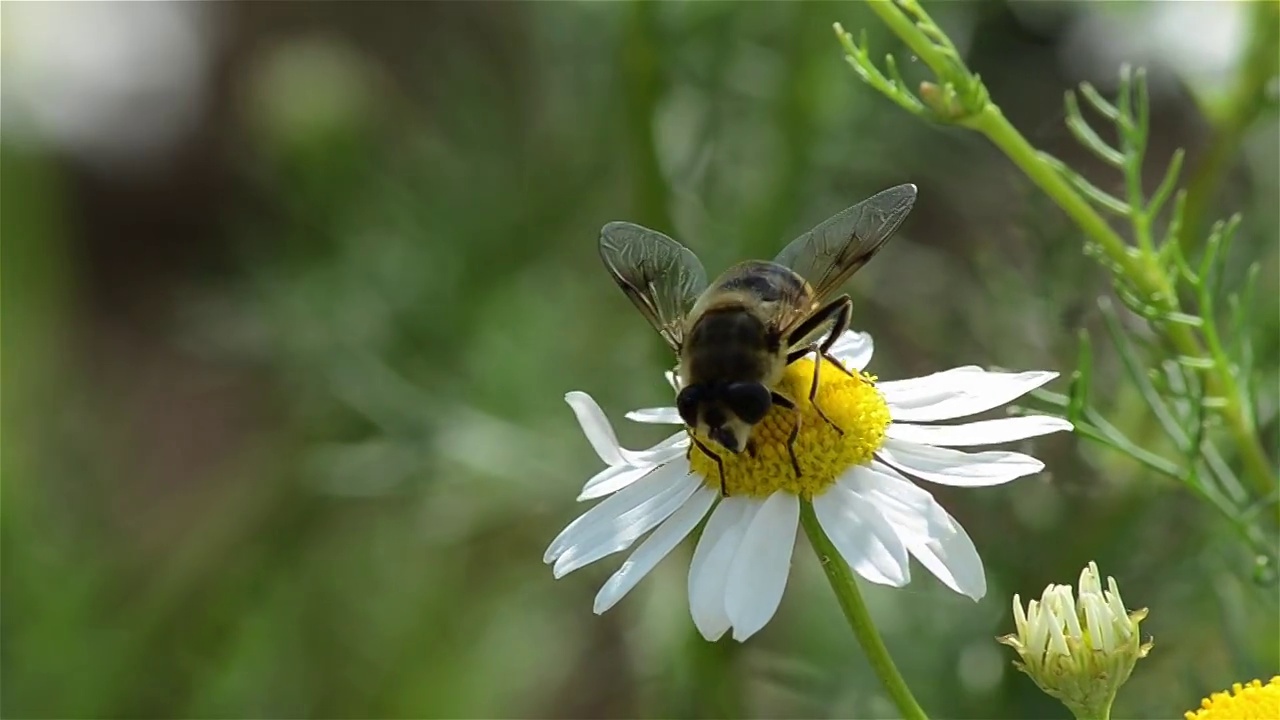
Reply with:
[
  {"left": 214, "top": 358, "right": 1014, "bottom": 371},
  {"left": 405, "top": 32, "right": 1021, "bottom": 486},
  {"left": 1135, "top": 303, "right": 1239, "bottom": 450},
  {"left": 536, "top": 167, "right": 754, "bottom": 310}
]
[
  {"left": 1186, "top": 677, "right": 1280, "bottom": 720},
  {"left": 687, "top": 357, "right": 890, "bottom": 499}
]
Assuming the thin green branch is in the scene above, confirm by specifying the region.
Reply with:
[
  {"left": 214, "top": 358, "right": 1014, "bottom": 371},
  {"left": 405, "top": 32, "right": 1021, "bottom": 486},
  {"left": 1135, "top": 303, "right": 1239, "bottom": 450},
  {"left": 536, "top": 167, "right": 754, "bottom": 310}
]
[
  {"left": 800, "top": 501, "right": 928, "bottom": 720},
  {"left": 834, "top": 0, "right": 1276, "bottom": 503}
]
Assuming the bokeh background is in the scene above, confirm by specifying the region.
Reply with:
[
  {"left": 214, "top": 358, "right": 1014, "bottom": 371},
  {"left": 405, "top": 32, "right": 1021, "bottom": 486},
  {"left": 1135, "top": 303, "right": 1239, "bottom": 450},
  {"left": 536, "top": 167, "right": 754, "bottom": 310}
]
[{"left": 3, "top": 2, "right": 1277, "bottom": 718}]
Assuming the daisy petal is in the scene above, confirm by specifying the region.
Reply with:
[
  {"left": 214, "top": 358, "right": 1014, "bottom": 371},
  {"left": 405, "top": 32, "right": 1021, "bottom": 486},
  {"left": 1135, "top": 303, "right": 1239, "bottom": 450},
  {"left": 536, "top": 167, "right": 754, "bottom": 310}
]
[
  {"left": 619, "top": 436, "right": 688, "bottom": 472},
  {"left": 829, "top": 330, "right": 875, "bottom": 371},
  {"left": 565, "top": 391, "right": 627, "bottom": 465},
  {"left": 856, "top": 462, "right": 987, "bottom": 599},
  {"left": 578, "top": 464, "right": 653, "bottom": 502},
  {"left": 725, "top": 492, "right": 799, "bottom": 641},
  {"left": 813, "top": 482, "right": 910, "bottom": 587},
  {"left": 886, "top": 416, "right": 1073, "bottom": 447},
  {"left": 593, "top": 486, "right": 718, "bottom": 614},
  {"left": 546, "top": 461, "right": 695, "bottom": 568},
  {"left": 573, "top": 431, "right": 687, "bottom": 501},
  {"left": 877, "top": 437, "right": 1044, "bottom": 487},
  {"left": 688, "top": 498, "right": 754, "bottom": 641},
  {"left": 879, "top": 368, "right": 1059, "bottom": 422},
  {"left": 565, "top": 393, "right": 687, "bottom": 470},
  {"left": 625, "top": 407, "right": 683, "bottom": 425}
]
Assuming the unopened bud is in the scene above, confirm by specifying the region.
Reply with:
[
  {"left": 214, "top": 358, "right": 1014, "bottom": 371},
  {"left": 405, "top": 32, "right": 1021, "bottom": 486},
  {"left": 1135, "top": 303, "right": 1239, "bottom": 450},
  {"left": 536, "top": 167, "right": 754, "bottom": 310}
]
[{"left": 999, "top": 561, "right": 1152, "bottom": 719}]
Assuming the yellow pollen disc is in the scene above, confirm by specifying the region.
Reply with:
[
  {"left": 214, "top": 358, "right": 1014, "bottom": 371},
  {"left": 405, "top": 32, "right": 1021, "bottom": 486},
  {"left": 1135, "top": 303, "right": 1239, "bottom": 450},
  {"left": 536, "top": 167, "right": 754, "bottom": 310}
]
[
  {"left": 687, "top": 357, "right": 891, "bottom": 499},
  {"left": 1185, "top": 676, "right": 1280, "bottom": 720}
]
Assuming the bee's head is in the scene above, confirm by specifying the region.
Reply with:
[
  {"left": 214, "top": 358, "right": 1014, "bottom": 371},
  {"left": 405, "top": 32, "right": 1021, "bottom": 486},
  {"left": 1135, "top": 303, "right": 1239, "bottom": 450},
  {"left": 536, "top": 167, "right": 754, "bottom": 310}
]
[{"left": 677, "top": 382, "right": 772, "bottom": 453}]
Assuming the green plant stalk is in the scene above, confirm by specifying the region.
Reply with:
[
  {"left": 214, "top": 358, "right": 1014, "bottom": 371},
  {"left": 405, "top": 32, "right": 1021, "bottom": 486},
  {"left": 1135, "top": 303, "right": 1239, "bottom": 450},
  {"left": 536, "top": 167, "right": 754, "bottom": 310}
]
[
  {"left": 800, "top": 501, "right": 928, "bottom": 720},
  {"left": 864, "top": 0, "right": 957, "bottom": 81},
  {"left": 849, "top": 1, "right": 1275, "bottom": 499},
  {"left": 1068, "top": 697, "right": 1112, "bottom": 720},
  {"left": 965, "top": 106, "right": 1275, "bottom": 500}
]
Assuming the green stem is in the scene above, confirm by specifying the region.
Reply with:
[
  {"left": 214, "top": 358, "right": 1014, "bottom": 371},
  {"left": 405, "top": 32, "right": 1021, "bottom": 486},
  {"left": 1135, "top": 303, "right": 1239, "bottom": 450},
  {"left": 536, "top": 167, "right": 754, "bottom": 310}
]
[
  {"left": 800, "top": 501, "right": 928, "bottom": 720},
  {"left": 966, "top": 105, "right": 1275, "bottom": 500},
  {"left": 850, "top": 0, "right": 1276, "bottom": 501},
  {"left": 864, "top": 0, "right": 957, "bottom": 81},
  {"left": 1065, "top": 697, "right": 1113, "bottom": 720},
  {"left": 968, "top": 109, "right": 1144, "bottom": 281}
]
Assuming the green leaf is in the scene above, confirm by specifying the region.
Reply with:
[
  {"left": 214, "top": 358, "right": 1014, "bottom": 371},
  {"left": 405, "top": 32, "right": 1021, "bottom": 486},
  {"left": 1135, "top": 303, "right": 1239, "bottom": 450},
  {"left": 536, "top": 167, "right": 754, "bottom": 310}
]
[
  {"left": 1039, "top": 152, "right": 1131, "bottom": 214},
  {"left": 1199, "top": 214, "right": 1242, "bottom": 310},
  {"left": 1229, "top": 262, "right": 1261, "bottom": 426},
  {"left": 1068, "top": 329, "right": 1093, "bottom": 422},
  {"left": 1064, "top": 91, "right": 1126, "bottom": 167},
  {"left": 1098, "top": 297, "right": 1191, "bottom": 451},
  {"left": 1133, "top": 68, "right": 1150, "bottom": 147},
  {"left": 1176, "top": 355, "right": 1217, "bottom": 370},
  {"left": 1162, "top": 311, "right": 1204, "bottom": 327},
  {"left": 1160, "top": 191, "right": 1189, "bottom": 256},
  {"left": 1115, "top": 64, "right": 1137, "bottom": 138},
  {"left": 1078, "top": 81, "right": 1120, "bottom": 121},
  {"left": 884, "top": 53, "right": 910, "bottom": 93},
  {"left": 1148, "top": 149, "right": 1184, "bottom": 220},
  {"left": 1113, "top": 280, "right": 1162, "bottom": 320}
]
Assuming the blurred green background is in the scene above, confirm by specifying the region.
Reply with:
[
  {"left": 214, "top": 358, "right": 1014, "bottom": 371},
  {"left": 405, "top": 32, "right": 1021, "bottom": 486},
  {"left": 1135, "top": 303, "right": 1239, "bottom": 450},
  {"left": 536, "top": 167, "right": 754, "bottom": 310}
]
[{"left": 2, "top": 2, "right": 1277, "bottom": 718}]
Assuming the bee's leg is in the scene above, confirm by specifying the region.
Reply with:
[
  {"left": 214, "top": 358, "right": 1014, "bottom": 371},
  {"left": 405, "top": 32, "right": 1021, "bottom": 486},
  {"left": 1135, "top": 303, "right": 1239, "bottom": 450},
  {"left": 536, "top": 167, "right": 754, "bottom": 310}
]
[
  {"left": 804, "top": 350, "right": 845, "bottom": 436},
  {"left": 690, "top": 435, "right": 728, "bottom": 496},
  {"left": 785, "top": 295, "right": 852, "bottom": 373},
  {"left": 817, "top": 296, "right": 854, "bottom": 378},
  {"left": 770, "top": 392, "right": 803, "bottom": 478}
]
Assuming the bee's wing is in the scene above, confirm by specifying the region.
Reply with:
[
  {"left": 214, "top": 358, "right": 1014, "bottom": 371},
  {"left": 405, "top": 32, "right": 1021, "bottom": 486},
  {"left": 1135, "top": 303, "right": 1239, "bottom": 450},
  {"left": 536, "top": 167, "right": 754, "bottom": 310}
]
[
  {"left": 599, "top": 221, "right": 709, "bottom": 351},
  {"left": 773, "top": 183, "right": 917, "bottom": 302}
]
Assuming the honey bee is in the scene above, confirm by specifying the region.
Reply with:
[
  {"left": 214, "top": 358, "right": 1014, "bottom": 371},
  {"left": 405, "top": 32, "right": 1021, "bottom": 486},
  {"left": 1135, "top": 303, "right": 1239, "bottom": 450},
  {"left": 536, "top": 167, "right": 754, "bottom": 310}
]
[{"left": 598, "top": 184, "right": 918, "bottom": 495}]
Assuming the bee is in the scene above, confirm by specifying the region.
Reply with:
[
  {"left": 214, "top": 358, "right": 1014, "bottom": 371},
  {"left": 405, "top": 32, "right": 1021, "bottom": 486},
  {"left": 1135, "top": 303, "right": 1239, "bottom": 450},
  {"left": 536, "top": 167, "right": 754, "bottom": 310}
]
[{"left": 598, "top": 184, "right": 918, "bottom": 495}]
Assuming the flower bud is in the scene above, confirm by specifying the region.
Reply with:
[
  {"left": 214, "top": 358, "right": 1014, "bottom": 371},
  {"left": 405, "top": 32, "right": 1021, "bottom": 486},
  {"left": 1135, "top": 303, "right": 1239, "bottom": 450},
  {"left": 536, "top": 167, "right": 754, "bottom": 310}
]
[{"left": 998, "top": 561, "right": 1151, "bottom": 719}]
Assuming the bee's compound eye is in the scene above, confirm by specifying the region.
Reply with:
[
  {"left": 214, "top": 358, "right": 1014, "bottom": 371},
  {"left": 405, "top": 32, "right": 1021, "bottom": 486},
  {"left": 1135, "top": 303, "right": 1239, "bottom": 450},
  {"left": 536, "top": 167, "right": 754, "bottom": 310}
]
[
  {"left": 676, "top": 386, "right": 701, "bottom": 427},
  {"left": 725, "top": 382, "right": 771, "bottom": 424}
]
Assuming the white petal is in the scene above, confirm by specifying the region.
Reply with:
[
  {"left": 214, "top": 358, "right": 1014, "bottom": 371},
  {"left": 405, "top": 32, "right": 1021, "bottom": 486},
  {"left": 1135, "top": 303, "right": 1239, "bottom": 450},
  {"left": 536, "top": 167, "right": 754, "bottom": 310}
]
[
  {"left": 829, "top": 330, "right": 875, "bottom": 371},
  {"left": 625, "top": 406, "right": 683, "bottom": 425},
  {"left": 565, "top": 391, "right": 627, "bottom": 465},
  {"left": 565, "top": 392, "right": 687, "bottom": 468},
  {"left": 623, "top": 432, "right": 690, "bottom": 466},
  {"left": 853, "top": 462, "right": 986, "bottom": 599},
  {"left": 725, "top": 492, "right": 799, "bottom": 641},
  {"left": 578, "top": 464, "right": 649, "bottom": 501},
  {"left": 593, "top": 486, "right": 717, "bottom": 614},
  {"left": 880, "top": 368, "right": 1059, "bottom": 422},
  {"left": 688, "top": 498, "right": 755, "bottom": 641},
  {"left": 876, "top": 437, "right": 1044, "bottom": 487},
  {"left": 813, "top": 483, "right": 910, "bottom": 587},
  {"left": 885, "top": 416, "right": 1074, "bottom": 447},
  {"left": 546, "top": 461, "right": 695, "bottom": 567}
]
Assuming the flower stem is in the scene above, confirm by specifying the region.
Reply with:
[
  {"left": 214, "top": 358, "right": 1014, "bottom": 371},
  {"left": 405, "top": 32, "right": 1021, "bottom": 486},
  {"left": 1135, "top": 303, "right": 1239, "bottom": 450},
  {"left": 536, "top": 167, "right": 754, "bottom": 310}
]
[{"left": 800, "top": 501, "right": 928, "bottom": 720}]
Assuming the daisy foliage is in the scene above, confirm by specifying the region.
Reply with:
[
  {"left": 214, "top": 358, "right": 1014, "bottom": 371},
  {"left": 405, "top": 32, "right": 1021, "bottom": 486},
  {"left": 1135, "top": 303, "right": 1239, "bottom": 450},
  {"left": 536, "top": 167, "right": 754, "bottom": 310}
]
[{"left": 545, "top": 330, "right": 1072, "bottom": 641}]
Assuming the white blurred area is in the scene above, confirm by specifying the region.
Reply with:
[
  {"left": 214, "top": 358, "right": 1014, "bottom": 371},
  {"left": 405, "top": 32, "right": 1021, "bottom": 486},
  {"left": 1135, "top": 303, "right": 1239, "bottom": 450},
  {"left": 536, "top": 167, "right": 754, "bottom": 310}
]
[
  {"left": 0, "top": 2, "right": 217, "bottom": 173},
  {"left": 1054, "top": 1, "right": 1249, "bottom": 106}
]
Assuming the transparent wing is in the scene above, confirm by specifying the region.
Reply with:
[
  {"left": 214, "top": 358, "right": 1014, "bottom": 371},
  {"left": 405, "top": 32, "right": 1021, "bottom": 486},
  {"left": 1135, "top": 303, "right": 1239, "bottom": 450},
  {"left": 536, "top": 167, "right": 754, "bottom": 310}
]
[
  {"left": 773, "top": 183, "right": 917, "bottom": 301},
  {"left": 599, "top": 221, "right": 708, "bottom": 351}
]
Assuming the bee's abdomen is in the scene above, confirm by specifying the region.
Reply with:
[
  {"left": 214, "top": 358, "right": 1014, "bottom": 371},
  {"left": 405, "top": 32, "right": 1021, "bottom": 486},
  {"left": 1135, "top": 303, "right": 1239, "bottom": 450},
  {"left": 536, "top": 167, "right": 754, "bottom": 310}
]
[{"left": 685, "top": 309, "right": 773, "bottom": 382}]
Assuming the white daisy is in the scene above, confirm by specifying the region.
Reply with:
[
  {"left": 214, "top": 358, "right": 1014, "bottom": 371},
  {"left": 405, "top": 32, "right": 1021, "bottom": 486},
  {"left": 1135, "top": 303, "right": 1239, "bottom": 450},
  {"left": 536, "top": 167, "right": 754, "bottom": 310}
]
[{"left": 545, "top": 330, "right": 1072, "bottom": 641}]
